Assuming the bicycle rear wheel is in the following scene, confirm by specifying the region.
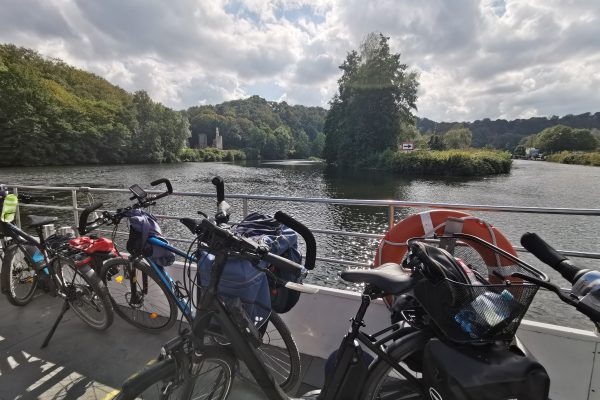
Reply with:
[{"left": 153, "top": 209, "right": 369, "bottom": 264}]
[
  {"left": 115, "top": 347, "right": 234, "bottom": 400},
  {"left": 55, "top": 258, "right": 113, "bottom": 330},
  {"left": 101, "top": 257, "right": 178, "bottom": 332},
  {"left": 1, "top": 244, "right": 38, "bottom": 306}
]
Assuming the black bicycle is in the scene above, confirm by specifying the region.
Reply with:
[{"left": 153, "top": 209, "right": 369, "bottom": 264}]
[
  {"left": 0, "top": 189, "right": 113, "bottom": 347},
  {"left": 79, "top": 177, "right": 307, "bottom": 395}
]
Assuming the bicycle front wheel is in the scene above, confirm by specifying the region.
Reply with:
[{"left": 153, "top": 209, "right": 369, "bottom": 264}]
[
  {"left": 1, "top": 244, "right": 38, "bottom": 306},
  {"left": 101, "top": 257, "right": 177, "bottom": 332},
  {"left": 115, "top": 348, "right": 234, "bottom": 400},
  {"left": 361, "top": 329, "right": 431, "bottom": 400},
  {"left": 55, "top": 258, "right": 113, "bottom": 330},
  {"left": 238, "top": 312, "right": 301, "bottom": 393}
]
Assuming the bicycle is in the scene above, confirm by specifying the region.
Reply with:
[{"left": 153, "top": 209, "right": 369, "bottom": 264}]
[
  {"left": 116, "top": 224, "right": 588, "bottom": 400},
  {"left": 79, "top": 177, "right": 308, "bottom": 392},
  {"left": 352, "top": 231, "right": 600, "bottom": 400},
  {"left": 0, "top": 188, "right": 113, "bottom": 348}
]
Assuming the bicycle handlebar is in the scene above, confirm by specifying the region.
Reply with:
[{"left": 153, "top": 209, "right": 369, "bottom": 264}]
[
  {"left": 521, "top": 232, "right": 589, "bottom": 284},
  {"left": 78, "top": 202, "right": 104, "bottom": 235},
  {"left": 150, "top": 178, "right": 173, "bottom": 201},
  {"left": 212, "top": 176, "right": 225, "bottom": 203},
  {"left": 189, "top": 217, "right": 305, "bottom": 274},
  {"left": 519, "top": 232, "right": 600, "bottom": 323},
  {"left": 274, "top": 211, "right": 316, "bottom": 270}
]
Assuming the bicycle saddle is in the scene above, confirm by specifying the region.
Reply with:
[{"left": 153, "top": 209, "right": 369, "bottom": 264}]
[
  {"left": 341, "top": 263, "right": 414, "bottom": 295},
  {"left": 26, "top": 215, "right": 58, "bottom": 228}
]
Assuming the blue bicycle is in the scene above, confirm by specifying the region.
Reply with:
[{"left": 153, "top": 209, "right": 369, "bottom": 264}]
[{"left": 79, "top": 177, "right": 303, "bottom": 392}]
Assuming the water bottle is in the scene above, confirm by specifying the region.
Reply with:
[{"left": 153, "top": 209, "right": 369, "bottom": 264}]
[
  {"left": 24, "top": 244, "right": 47, "bottom": 272},
  {"left": 454, "top": 290, "right": 514, "bottom": 338}
]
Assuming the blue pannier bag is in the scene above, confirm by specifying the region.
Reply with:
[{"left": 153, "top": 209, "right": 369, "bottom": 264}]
[
  {"left": 125, "top": 209, "right": 175, "bottom": 267},
  {"left": 197, "top": 251, "right": 271, "bottom": 328},
  {"left": 235, "top": 212, "right": 305, "bottom": 314}
]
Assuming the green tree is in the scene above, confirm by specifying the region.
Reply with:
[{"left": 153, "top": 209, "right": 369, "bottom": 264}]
[
  {"left": 323, "top": 33, "right": 418, "bottom": 166},
  {"left": 428, "top": 134, "right": 445, "bottom": 150},
  {"left": 534, "top": 125, "right": 598, "bottom": 153},
  {"left": 443, "top": 125, "right": 472, "bottom": 149},
  {"left": 513, "top": 145, "right": 526, "bottom": 157}
]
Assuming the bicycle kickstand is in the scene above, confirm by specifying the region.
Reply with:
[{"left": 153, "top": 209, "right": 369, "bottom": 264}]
[{"left": 41, "top": 299, "right": 70, "bottom": 348}]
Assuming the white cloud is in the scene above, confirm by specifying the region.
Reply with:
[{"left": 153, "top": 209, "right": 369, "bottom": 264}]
[{"left": 0, "top": 0, "right": 599, "bottom": 121}]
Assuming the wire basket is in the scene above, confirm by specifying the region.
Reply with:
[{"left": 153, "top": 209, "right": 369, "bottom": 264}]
[{"left": 410, "top": 233, "right": 546, "bottom": 344}]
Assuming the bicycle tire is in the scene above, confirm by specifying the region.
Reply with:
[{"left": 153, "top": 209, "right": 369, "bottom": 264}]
[
  {"left": 101, "top": 257, "right": 178, "bottom": 332},
  {"left": 360, "top": 329, "right": 432, "bottom": 400},
  {"left": 55, "top": 258, "right": 114, "bottom": 330},
  {"left": 1, "top": 244, "right": 38, "bottom": 306},
  {"left": 114, "top": 347, "right": 235, "bottom": 400},
  {"left": 238, "top": 312, "right": 301, "bottom": 393}
]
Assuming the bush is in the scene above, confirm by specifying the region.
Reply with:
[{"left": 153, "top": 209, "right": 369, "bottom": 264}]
[
  {"left": 379, "top": 149, "right": 512, "bottom": 176},
  {"left": 178, "top": 148, "right": 247, "bottom": 162},
  {"left": 547, "top": 151, "right": 600, "bottom": 166}
]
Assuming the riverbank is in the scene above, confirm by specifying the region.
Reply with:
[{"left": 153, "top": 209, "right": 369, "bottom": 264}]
[
  {"left": 377, "top": 149, "right": 512, "bottom": 176},
  {"left": 546, "top": 151, "right": 600, "bottom": 166}
]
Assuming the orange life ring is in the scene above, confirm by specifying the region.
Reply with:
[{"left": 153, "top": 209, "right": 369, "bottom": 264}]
[
  {"left": 374, "top": 210, "right": 517, "bottom": 305},
  {"left": 375, "top": 210, "right": 516, "bottom": 266}
]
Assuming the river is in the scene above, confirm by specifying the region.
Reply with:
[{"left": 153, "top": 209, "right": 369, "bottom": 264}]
[{"left": 1, "top": 159, "right": 599, "bottom": 329}]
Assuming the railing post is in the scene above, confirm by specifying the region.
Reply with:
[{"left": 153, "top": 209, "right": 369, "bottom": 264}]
[
  {"left": 71, "top": 189, "right": 79, "bottom": 230},
  {"left": 13, "top": 187, "right": 21, "bottom": 228},
  {"left": 243, "top": 198, "right": 249, "bottom": 218},
  {"left": 388, "top": 205, "right": 395, "bottom": 231}
]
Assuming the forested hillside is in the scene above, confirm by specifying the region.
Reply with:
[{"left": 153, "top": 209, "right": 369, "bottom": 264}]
[
  {"left": 185, "top": 96, "right": 326, "bottom": 159},
  {"left": 0, "top": 44, "right": 190, "bottom": 166},
  {"left": 0, "top": 44, "right": 327, "bottom": 166},
  {"left": 418, "top": 113, "right": 600, "bottom": 150}
]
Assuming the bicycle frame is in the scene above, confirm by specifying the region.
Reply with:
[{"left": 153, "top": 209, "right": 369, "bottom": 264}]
[
  {"left": 188, "top": 249, "right": 422, "bottom": 400},
  {"left": 135, "top": 235, "right": 199, "bottom": 322}
]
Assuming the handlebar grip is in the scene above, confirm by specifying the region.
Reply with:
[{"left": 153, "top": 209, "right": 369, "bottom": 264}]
[
  {"left": 521, "top": 232, "right": 584, "bottom": 284},
  {"left": 264, "top": 252, "right": 305, "bottom": 273},
  {"left": 150, "top": 178, "right": 173, "bottom": 200},
  {"left": 212, "top": 176, "right": 225, "bottom": 203},
  {"left": 78, "top": 202, "right": 103, "bottom": 235},
  {"left": 274, "top": 211, "right": 316, "bottom": 270}
]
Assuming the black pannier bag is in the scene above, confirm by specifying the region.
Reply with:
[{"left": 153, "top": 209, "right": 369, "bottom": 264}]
[
  {"left": 235, "top": 212, "right": 305, "bottom": 314},
  {"left": 125, "top": 209, "right": 175, "bottom": 267},
  {"left": 422, "top": 339, "right": 550, "bottom": 400}
]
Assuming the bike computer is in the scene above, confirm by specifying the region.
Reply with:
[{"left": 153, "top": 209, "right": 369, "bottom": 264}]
[{"left": 129, "top": 184, "right": 148, "bottom": 200}]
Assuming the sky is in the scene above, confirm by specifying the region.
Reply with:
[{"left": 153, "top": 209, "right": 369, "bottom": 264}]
[{"left": 1, "top": 0, "right": 599, "bottom": 122}]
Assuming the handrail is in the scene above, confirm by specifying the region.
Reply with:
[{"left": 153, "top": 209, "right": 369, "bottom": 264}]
[{"left": 7, "top": 183, "right": 600, "bottom": 265}]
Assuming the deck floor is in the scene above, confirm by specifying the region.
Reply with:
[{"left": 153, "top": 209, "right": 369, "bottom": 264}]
[{"left": 0, "top": 292, "right": 325, "bottom": 399}]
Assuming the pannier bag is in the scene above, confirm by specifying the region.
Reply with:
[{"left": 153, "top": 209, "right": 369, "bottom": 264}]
[
  {"left": 235, "top": 212, "right": 305, "bottom": 314},
  {"left": 125, "top": 209, "right": 175, "bottom": 267},
  {"left": 423, "top": 339, "right": 550, "bottom": 400},
  {"left": 198, "top": 251, "right": 271, "bottom": 328}
]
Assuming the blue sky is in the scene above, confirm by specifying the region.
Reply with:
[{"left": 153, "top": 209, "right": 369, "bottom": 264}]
[{"left": 1, "top": 0, "right": 599, "bottom": 122}]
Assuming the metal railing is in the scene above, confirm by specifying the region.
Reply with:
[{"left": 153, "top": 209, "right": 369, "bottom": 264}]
[{"left": 6, "top": 184, "right": 600, "bottom": 267}]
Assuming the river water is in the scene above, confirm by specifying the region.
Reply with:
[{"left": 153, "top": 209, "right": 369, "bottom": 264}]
[{"left": 1, "top": 160, "right": 599, "bottom": 329}]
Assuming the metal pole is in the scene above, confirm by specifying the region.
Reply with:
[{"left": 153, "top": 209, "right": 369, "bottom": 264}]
[
  {"left": 71, "top": 189, "right": 78, "bottom": 232},
  {"left": 13, "top": 187, "right": 21, "bottom": 228},
  {"left": 243, "top": 198, "right": 249, "bottom": 218},
  {"left": 388, "top": 205, "right": 395, "bottom": 231}
]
